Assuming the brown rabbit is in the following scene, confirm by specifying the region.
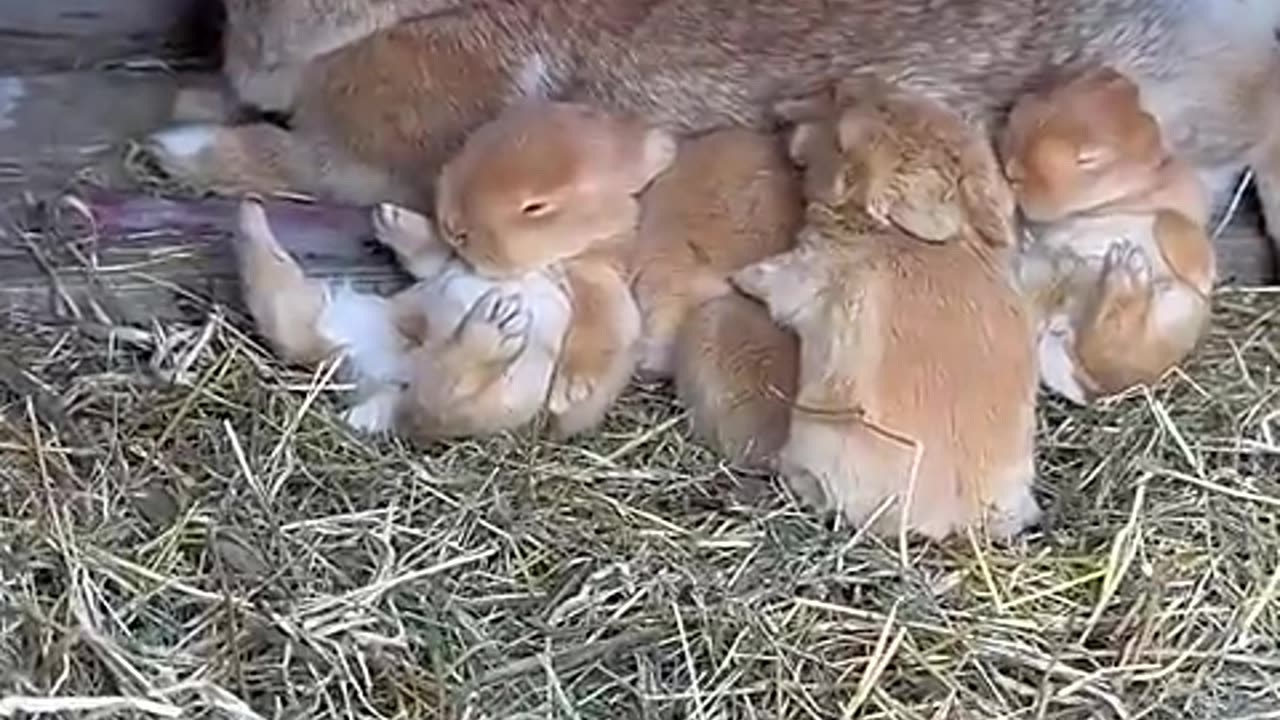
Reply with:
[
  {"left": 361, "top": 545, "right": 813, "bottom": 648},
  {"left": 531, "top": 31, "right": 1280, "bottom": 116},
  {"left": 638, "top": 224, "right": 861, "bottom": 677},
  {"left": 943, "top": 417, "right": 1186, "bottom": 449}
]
[
  {"left": 732, "top": 77, "right": 1040, "bottom": 541},
  {"left": 425, "top": 100, "right": 678, "bottom": 436},
  {"left": 624, "top": 128, "right": 803, "bottom": 469},
  {"left": 1002, "top": 67, "right": 1216, "bottom": 404},
  {"left": 219, "top": 0, "right": 465, "bottom": 112},
  {"left": 147, "top": 0, "right": 1280, "bottom": 278},
  {"left": 673, "top": 291, "right": 800, "bottom": 471},
  {"left": 631, "top": 128, "right": 802, "bottom": 377},
  {"left": 234, "top": 100, "right": 675, "bottom": 440},
  {"left": 236, "top": 197, "right": 574, "bottom": 438}
]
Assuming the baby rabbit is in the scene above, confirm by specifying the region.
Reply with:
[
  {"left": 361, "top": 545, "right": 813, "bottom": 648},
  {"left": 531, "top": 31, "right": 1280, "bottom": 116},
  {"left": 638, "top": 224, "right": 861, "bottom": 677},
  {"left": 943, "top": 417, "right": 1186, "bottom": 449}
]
[
  {"left": 427, "top": 100, "right": 677, "bottom": 436},
  {"left": 732, "top": 77, "right": 1040, "bottom": 541},
  {"left": 627, "top": 128, "right": 804, "bottom": 468},
  {"left": 632, "top": 128, "right": 802, "bottom": 377},
  {"left": 235, "top": 100, "right": 676, "bottom": 440},
  {"left": 673, "top": 290, "right": 800, "bottom": 470},
  {"left": 236, "top": 198, "right": 572, "bottom": 438},
  {"left": 1001, "top": 67, "right": 1216, "bottom": 405}
]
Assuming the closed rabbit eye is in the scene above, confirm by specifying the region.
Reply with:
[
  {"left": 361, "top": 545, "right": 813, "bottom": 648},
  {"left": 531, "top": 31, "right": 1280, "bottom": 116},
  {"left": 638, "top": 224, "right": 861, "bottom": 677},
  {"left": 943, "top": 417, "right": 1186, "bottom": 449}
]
[
  {"left": 1075, "top": 146, "right": 1110, "bottom": 170},
  {"left": 520, "top": 200, "right": 554, "bottom": 217},
  {"left": 442, "top": 222, "right": 468, "bottom": 247}
]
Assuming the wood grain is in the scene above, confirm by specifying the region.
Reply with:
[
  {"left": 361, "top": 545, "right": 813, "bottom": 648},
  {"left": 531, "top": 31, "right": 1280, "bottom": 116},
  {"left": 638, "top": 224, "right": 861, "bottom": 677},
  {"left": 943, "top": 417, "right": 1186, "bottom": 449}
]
[
  {"left": 0, "top": 192, "right": 408, "bottom": 324},
  {"left": 0, "top": 0, "right": 221, "bottom": 74},
  {"left": 0, "top": 69, "right": 226, "bottom": 201}
]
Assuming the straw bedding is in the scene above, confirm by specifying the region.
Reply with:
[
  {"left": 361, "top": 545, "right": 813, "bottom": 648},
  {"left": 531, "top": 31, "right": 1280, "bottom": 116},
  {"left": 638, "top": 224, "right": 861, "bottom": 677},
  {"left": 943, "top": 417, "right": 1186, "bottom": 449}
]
[{"left": 1, "top": 193, "right": 1277, "bottom": 719}]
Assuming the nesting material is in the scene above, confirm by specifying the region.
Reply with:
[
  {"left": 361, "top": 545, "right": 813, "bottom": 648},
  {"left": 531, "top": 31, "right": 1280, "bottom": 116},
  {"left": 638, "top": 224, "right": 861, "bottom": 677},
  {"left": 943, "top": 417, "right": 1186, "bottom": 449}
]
[{"left": 0, "top": 197, "right": 1277, "bottom": 719}]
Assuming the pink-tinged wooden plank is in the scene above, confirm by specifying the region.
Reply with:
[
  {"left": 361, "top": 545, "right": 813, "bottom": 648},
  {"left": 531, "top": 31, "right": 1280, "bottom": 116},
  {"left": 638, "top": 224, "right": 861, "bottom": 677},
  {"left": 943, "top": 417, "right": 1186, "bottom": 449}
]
[{"left": 0, "top": 191, "right": 407, "bottom": 324}]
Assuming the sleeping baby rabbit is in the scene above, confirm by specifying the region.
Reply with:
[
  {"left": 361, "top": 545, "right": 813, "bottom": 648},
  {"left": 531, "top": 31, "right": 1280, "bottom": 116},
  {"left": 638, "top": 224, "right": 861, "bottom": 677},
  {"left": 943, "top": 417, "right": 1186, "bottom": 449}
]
[
  {"left": 1000, "top": 66, "right": 1216, "bottom": 405},
  {"left": 626, "top": 128, "right": 803, "bottom": 469},
  {"left": 234, "top": 100, "right": 675, "bottom": 440},
  {"left": 236, "top": 198, "right": 574, "bottom": 438},
  {"left": 732, "top": 76, "right": 1041, "bottom": 541}
]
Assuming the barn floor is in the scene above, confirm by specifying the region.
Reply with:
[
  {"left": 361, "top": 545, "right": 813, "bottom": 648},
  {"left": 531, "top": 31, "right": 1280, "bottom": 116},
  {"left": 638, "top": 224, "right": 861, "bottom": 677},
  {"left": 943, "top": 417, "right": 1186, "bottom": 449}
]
[{"left": 1, "top": 34, "right": 1279, "bottom": 720}]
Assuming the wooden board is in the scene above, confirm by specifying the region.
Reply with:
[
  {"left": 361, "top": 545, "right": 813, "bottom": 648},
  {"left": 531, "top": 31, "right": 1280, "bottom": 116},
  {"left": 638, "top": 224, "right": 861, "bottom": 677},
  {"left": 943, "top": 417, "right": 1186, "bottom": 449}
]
[
  {"left": 1209, "top": 192, "right": 1277, "bottom": 287},
  {"left": 0, "top": 0, "right": 221, "bottom": 74},
  {"left": 0, "top": 192, "right": 407, "bottom": 325},
  {"left": 0, "top": 69, "right": 221, "bottom": 202}
]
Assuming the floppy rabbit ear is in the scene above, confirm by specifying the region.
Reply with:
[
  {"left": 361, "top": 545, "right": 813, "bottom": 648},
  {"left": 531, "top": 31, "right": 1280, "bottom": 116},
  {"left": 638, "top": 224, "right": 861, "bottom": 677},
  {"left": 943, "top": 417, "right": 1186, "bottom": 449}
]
[
  {"left": 630, "top": 126, "right": 679, "bottom": 193},
  {"left": 959, "top": 173, "right": 1018, "bottom": 247},
  {"left": 834, "top": 105, "right": 889, "bottom": 155},
  {"left": 871, "top": 166, "right": 966, "bottom": 243},
  {"left": 607, "top": 118, "right": 679, "bottom": 194},
  {"left": 772, "top": 85, "right": 837, "bottom": 126},
  {"left": 788, "top": 122, "right": 847, "bottom": 203},
  {"left": 731, "top": 248, "right": 821, "bottom": 325}
]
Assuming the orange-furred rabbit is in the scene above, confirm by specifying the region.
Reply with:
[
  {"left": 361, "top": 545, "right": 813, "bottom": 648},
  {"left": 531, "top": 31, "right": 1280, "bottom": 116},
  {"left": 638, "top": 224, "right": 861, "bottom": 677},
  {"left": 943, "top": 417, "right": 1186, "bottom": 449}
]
[
  {"left": 1002, "top": 67, "right": 1215, "bottom": 404},
  {"left": 234, "top": 101, "right": 674, "bottom": 439},
  {"left": 733, "top": 77, "right": 1040, "bottom": 540}
]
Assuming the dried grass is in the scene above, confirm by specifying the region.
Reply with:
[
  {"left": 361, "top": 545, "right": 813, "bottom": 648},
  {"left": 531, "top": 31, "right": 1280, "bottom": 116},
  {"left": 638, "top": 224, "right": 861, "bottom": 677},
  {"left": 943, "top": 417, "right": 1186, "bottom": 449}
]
[{"left": 1, "top": 194, "right": 1278, "bottom": 720}]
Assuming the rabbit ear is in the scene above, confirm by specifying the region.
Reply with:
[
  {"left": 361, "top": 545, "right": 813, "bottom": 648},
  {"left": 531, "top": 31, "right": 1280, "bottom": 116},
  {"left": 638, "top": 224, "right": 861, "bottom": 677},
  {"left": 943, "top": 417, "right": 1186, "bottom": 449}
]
[
  {"left": 626, "top": 126, "right": 679, "bottom": 193},
  {"left": 834, "top": 106, "right": 888, "bottom": 154},
  {"left": 959, "top": 173, "right": 1018, "bottom": 247},
  {"left": 1071, "top": 65, "right": 1137, "bottom": 101},
  {"left": 788, "top": 122, "right": 847, "bottom": 203},
  {"left": 772, "top": 85, "right": 837, "bottom": 125},
  {"left": 731, "top": 248, "right": 820, "bottom": 324},
  {"left": 871, "top": 166, "right": 965, "bottom": 243}
]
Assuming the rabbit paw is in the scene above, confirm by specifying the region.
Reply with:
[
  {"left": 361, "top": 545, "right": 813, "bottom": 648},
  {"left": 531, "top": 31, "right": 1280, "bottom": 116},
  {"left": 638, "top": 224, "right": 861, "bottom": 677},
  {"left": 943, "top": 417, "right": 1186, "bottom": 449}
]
[
  {"left": 1101, "top": 241, "right": 1153, "bottom": 299},
  {"left": 456, "top": 289, "right": 530, "bottom": 363},
  {"left": 373, "top": 203, "right": 433, "bottom": 252},
  {"left": 986, "top": 484, "right": 1043, "bottom": 541},
  {"left": 343, "top": 388, "right": 402, "bottom": 435},
  {"left": 144, "top": 123, "right": 224, "bottom": 188},
  {"left": 547, "top": 365, "right": 598, "bottom": 415}
]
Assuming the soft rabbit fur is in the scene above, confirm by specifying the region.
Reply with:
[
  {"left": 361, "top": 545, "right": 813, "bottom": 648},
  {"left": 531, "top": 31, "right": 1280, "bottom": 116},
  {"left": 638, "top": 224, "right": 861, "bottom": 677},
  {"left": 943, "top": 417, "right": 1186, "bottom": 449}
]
[
  {"left": 630, "top": 128, "right": 803, "bottom": 469},
  {"left": 732, "top": 77, "right": 1039, "bottom": 541},
  {"left": 149, "top": 0, "right": 1280, "bottom": 275},
  {"left": 238, "top": 198, "right": 574, "bottom": 438},
  {"left": 1002, "top": 67, "right": 1216, "bottom": 404},
  {"left": 219, "top": 0, "right": 465, "bottom": 112},
  {"left": 235, "top": 101, "right": 675, "bottom": 440},
  {"left": 427, "top": 101, "right": 677, "bottom": 436},
  {"left": 633, "top": 129, "right": 802, "bottom": 378},
  {"left": 674, "top": 291, "right": 800, "bottom": 470}
]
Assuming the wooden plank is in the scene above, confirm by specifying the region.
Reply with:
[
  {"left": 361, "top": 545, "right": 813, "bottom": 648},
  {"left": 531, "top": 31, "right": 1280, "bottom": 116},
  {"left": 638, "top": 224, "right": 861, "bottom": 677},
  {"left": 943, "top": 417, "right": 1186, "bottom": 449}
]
[
  {"left": 1211, "top": 194, "right": 1277, "bottom": 286},
  {"left": 0, "top": 0, "right": 222, "bottom": 74},
  {"left": 0, "top": 192, "right": 407, "bottom": 325},
  {"left": 0, "top": 69, "right": 219, "bottom": 201}
]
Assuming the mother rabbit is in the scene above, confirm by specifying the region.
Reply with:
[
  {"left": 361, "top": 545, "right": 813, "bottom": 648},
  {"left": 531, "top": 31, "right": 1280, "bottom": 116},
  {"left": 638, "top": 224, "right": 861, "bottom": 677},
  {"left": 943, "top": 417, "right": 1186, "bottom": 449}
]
[{"left": 151, "top": 0, "right": 1280, "bottom": 267}]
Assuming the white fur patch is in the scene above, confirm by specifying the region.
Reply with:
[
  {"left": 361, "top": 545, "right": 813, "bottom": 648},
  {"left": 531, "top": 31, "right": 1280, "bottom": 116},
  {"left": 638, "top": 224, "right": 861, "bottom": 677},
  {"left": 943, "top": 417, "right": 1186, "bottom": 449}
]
[
  {"left": 343, "top": 387, "right": 403, "bottom": 434},
  {"left": 512, "top": 52, "right": 553, "bottom": 100},
  {"left": 1151, "top": 286, "right": 1205, "bottom": 336},
  {"left": 318, "top": 283, "right": 408, "bottom": 384},
  {"left": 148, "top": 124, "right": 218, "bottom": 159},
  {"left": 1036, "top": 327, "right": 1088, "bottom": 405},
  {"left": 0, "top": 77, "right": 26, "bottom": 131}
]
